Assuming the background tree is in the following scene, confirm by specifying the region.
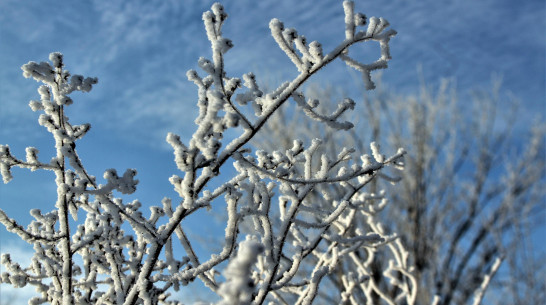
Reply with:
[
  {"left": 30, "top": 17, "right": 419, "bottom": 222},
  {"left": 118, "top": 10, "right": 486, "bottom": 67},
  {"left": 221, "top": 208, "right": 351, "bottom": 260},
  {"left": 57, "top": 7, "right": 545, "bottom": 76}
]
[
  {"left": 0, "top": 2, "right": 425, "bottom": 304},
  {"left": 256, "top": 77, "right": 545, "bottom": 304}
]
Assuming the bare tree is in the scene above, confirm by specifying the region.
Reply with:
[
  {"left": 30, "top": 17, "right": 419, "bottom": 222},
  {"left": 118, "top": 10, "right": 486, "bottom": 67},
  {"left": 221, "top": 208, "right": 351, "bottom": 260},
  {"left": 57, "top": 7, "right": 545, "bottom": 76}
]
[
  {"left": 0, "top": 2, "right": 424, "bottom": 304},
  {"left": 257, "top": 78, "right": 545, "bottom": 304}
]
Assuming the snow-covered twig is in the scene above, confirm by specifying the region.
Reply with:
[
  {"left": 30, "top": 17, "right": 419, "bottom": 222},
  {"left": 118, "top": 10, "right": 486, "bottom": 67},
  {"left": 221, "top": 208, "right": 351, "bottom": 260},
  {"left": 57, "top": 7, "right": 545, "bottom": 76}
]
[{"left": 0, "top": 2, "right": 407, "bottom": 304}]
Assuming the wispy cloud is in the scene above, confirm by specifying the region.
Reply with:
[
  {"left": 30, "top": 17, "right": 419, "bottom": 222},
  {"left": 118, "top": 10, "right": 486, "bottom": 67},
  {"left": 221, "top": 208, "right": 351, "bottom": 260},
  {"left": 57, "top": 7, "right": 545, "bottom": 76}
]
[{"left": 1, "top": 0, "right": 543, "bottom": 149}]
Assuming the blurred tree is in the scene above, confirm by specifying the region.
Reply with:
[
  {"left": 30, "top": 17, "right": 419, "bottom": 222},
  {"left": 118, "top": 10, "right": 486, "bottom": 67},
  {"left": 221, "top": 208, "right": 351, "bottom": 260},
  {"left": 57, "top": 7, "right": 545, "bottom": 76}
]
[{"left": 255, "top": 77, "right": 545, "bottom": 304}]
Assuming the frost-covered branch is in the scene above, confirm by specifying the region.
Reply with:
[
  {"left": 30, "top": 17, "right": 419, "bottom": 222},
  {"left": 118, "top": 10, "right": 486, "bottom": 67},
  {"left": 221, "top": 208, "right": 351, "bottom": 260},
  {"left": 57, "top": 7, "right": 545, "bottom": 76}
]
[{"left": 0, "top": 1, "right": 406, "bottom": 304}]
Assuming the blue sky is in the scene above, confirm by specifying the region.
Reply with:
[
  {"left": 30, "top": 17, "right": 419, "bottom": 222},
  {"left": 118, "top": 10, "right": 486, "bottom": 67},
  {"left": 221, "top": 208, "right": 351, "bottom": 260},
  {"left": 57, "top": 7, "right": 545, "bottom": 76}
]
[{"left": 0, "top": 0, "right": 544, "bottom": 303}]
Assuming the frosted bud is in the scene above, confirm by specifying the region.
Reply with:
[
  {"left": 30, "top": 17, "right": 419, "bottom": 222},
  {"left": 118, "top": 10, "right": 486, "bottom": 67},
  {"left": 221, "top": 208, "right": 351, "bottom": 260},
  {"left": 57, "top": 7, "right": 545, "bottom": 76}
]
[
  {"left": 370, "top": 142, "right": 384, "bottom": 163},
  {"left": 29, "top": 101, "right": 43, "bottom": 111},
  {"left": 290, "top": 139, "right": 303, "bottom": 153},
  {"left": 161, "top": 198, "right": 173, "bottom": 216},
  {"left": 351, "top": 163, "right": 361, "bottom": 172},
  {"left": 309, "top": 41, "right": 323, "bottom": 61},
  {"left": 70, "top": 75, "right": 83, "bottom": 87},
  {"left": 198, "top": 57, "right": 215, "bottom": 74},
  {"left": 342, "top": 97, "right": 356, "bottom": 109},
  {"left": 302, "top": 60, "right": 313, "bottom": 72},
  {"left": 169, "top": 175, "right": 183, "bottom": 195},
  {"left": 271, "top": 151, "right": 284, "bottom": 163},
  {"left": 225, "top": 77, "right": 240, "bottom": 93},
  {"left": 269, "top": 18, "right": 284, "bottom": 34},
  {"left": 256, "top": 150, "right": 270, "bottom": 168},
  {"left": 283, "top": 28, "right": 297, "bottom": 44},
  {"left": 354, "top": 13, "right": 367, "bottom": 26},
  {"left": 366, "top": 17, "right": 379, "bottom": 36},
  {"left": 243, "top": 73, "right": 256, "bottom": 88},
  {"left": 42, "top": 100, "right": 55, "bottom": 113},
  {"left": 61, "top": 70, "right": 70, "bottom": 81},
  {"left": 1, "top": 253, "right": 11, "bottom": 265},
  {"left": 31, "top": 259, "right": 41, "bottom": 275},
  {"left": 21, "top": 61, "right": 54, "bottom": 82},
  {"left": 73, "top": 124, "right": 90, "bottom": 139},
  {"left": 343, "top": 1, "right": 354, "bottom": 17},
  {"left": 25, "top": 147, "right": 39, "bottom": 164},
  {"left": 361, "top": 154, "right": 373, "bottom": 168},
  {"left": 202, "top": 10, "right": 215, "bottom": 25},
  {"left": 310, "top": 138, "right": 322, "bottom": 150},
  {"left": 217, "top": 236, "right": 264, "bottom": 305},
  {"left": 337, "top": 166, "right": 347, "bottom": 177},
  {"left": 166, "top": 132, "right": 183, "bottom": 148},
  {"left": 318, "top": 155, "right": 329, "bottom": 177},
  {"left": 291, "top": 91, "right": 305, "bottom": 105},
  {"left": 202, "top": 75, "right": 214, "bottom": 87},
  {"left": 216, "top": 37, "right": 233, "bottom": 54},
  {"left": 117, "top": 169, "right": 138, "bottom": 194},
  {"left": 186, "top": 69, "right": 201, "bottom": 84},
  {"left": 202, "top": 10, "right": 219, "bottom": 44},
  {"left": 104, "top": 168, "right": 118, "bottom": 180},
  {"left": 2, "top": 162, "right": 14, "bottom": 183},
  {"left": 79, "top": 77, "right": 98, "bottom": 92},
  {"left": 211, "top": 3, "right": 227, "bottom": 22},
  {"left": 296, "top": 35, "right": 307, "bottom": 47},
  {"left": 49, "top": 52, "right": 63, "bottom": 68},
  {"left": 0, "top": 145, "right": 9, "bottom": 157},
  {"left": 57, "top": 95, "right": 73, "bottom": 105},
  {"left": 38, "top": 85, "right": 51, "bottom": 100},
  {"left": 377, "top": 17, "right": 390, "bottom": 34},
  {"left": 343, "top": 1, "right": 355, "bottom": 39},
  {"left": 306, "top": 98, "right": 318, "bottom": 108}
]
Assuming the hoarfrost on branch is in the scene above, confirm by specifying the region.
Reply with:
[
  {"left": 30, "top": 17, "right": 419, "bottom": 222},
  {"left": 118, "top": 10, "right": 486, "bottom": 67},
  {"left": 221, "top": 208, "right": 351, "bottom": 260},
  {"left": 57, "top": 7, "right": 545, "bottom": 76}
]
[{"left": 0, "top": 1, "right": 463, "bottom": 304}]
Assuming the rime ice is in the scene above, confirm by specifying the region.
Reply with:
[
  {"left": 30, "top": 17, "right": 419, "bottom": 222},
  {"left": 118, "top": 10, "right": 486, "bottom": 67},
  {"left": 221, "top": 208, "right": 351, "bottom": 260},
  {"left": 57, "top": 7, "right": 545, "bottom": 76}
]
[{"left": 0, "top": 2, "right": 419, "bottom": 305}]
